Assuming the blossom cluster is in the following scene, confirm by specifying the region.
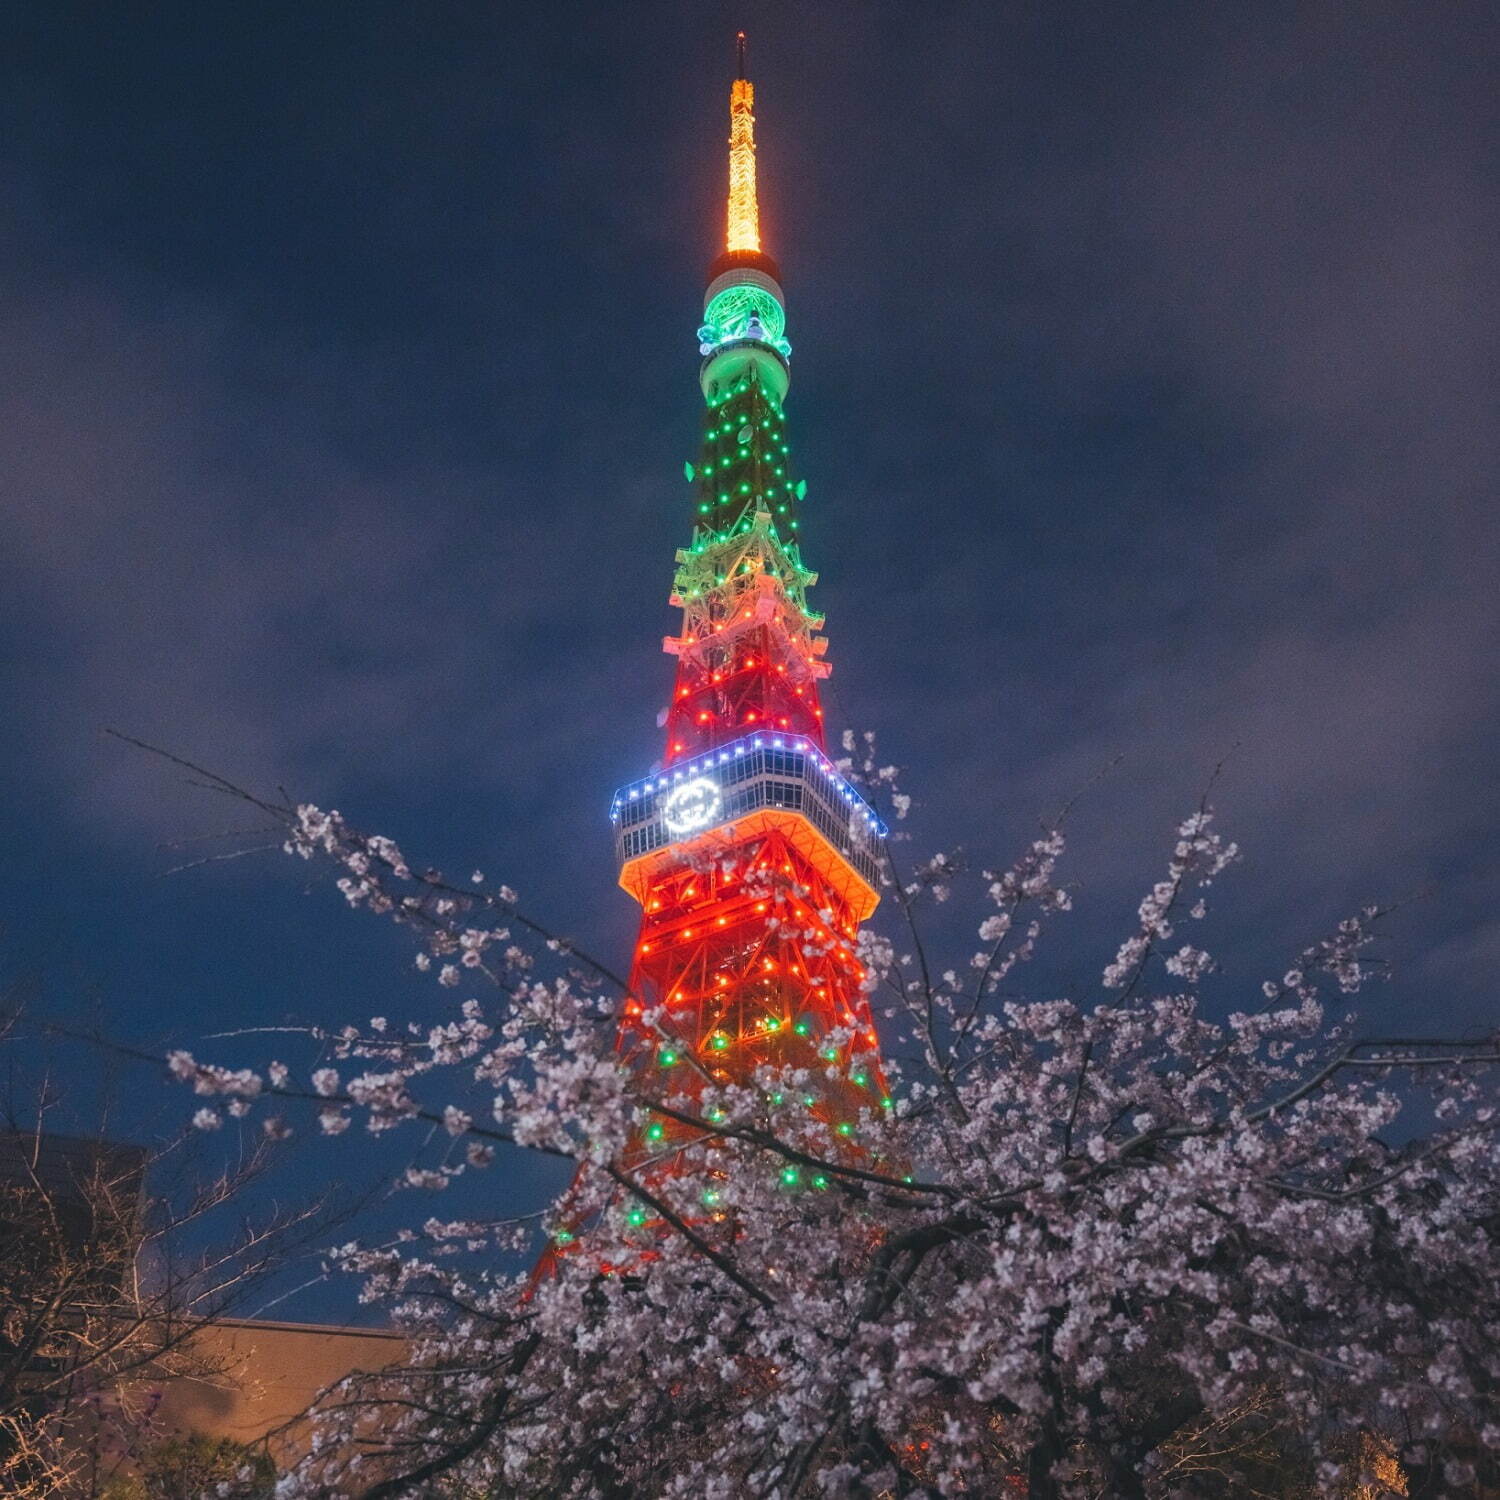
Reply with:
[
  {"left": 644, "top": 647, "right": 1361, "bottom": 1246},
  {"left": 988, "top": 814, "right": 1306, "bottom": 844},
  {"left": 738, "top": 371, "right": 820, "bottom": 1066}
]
[{"left": 166, "top": 795, "right": 1498, "bottom": 1498}]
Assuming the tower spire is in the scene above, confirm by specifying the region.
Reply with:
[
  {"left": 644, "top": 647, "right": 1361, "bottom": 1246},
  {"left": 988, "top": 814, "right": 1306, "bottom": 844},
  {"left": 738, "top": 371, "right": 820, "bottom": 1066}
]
[{"left": 726, "top": 35, "right": 760, "bottom": 254}]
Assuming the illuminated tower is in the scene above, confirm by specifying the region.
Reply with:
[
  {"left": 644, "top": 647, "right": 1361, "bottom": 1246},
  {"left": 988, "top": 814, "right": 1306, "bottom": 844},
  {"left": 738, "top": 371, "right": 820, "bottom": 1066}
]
[{"left": 606, "top": 37, "right": 890, "bottom": 1165}]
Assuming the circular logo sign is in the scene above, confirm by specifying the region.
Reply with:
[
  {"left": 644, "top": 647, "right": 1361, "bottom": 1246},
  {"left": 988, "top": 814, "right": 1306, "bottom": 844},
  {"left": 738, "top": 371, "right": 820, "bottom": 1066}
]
[{"left": 660, "top": 776, "right": 723, "bottom": 836}]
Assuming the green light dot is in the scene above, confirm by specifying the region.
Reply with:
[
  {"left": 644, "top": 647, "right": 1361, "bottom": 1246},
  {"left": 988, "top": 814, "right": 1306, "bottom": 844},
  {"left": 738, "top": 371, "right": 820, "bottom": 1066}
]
[
  {"left": 658, "top": 1048, "right": 679, "bottom": 1067},
  {"left": 709, "top": 1033, "right": 730, "bottom": 1051},
  {"left": 793, "top": 1021, "right": 811, "bottom": 1036},
  {"left": 770, "top": 1091, "right": 785, "bottom": 1105},
  {"left": 627, "top": 1208, "right": 647, "bottom": 1226},
  {"left": 554, "top": 1229, "right": 574, "bottom": 1245},
  {"left": 703, "top": 1187, "right": 721, "bottom": 1205},
  {"left": 764, "top": 1016, "right": 782, "bottom": 1031},
  {"left": 837, "top": 1122, "right": 854, "bottom": 1137},
  {"left": 780, "top": 1167, "right": 799, "bottom": 1186},
  {"left": 803, "top": 1094, "right": 817, "bottom": 1107},
  {"left": 812, "top": 1174, "right": 828, "bottom": 1189},
  {"left": 881, "top": 1097, "right": 894, "bottom": 1110},
  {"left": 852, "top": 1072, "right": 868, "bottom": 1087},
  {"left": 646, "top": 1122, "right": 665, "bottom": 1142}
]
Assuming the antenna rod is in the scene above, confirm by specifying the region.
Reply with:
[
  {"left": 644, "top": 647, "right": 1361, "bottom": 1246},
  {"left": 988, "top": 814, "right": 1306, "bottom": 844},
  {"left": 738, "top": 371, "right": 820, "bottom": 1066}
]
[
  {"left": 725, "top": 34, "right": 760, "bottom": 253},
  {"left": 736, "top": 31, "right": 747, "bottom": 80}
]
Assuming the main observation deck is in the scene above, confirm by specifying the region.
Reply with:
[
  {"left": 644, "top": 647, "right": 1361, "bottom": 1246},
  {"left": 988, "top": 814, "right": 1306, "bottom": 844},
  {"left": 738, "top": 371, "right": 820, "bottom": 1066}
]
[{"left": 611, "top": 731, "right": 886, "bottom": 918}]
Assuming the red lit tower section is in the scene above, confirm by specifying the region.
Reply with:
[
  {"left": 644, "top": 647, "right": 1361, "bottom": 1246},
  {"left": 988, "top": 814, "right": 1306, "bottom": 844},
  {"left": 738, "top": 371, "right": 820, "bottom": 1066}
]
[{"left": 608, "top": 45, "right": 891, "bottom": 1157}]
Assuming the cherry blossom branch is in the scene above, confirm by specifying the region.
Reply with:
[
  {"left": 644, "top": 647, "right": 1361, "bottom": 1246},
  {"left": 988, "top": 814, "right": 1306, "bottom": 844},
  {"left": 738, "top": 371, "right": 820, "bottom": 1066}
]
[
  {"left": 107, "top": 729, "right": 635, "bottom": 999},
  {"left": 600, "top": 1162, "right": 776, "bottom": 1309}
]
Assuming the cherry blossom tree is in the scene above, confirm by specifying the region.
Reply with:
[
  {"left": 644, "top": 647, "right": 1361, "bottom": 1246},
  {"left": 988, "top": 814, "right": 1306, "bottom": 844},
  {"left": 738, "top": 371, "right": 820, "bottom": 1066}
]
[
  {"left": 157, "top": 743, "right": 1499, "bottom": 1498},
  {"left": 0, "top": 1101, "right": 320, "bottom": 1497}
]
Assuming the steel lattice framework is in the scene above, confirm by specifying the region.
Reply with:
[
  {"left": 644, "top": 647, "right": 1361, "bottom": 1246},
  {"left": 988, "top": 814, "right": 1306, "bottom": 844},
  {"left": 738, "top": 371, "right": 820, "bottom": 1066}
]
[
  {"left": 726, "top": 59, "right": 760, "bottom": 256},
  {"left": 597, "top": 39, "right": 894, "bottom": 1207}
]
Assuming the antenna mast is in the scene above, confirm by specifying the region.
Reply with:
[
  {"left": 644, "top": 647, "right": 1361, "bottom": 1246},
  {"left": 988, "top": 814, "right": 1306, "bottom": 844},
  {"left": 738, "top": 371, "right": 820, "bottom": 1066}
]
[{"left": 726, "top": 33, "right": 760, "bottom": 253}]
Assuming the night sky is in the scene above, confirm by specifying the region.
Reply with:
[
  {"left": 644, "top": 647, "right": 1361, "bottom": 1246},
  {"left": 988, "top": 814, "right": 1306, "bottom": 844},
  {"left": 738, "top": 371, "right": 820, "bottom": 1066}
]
[{"left": 2, "top": 3, "right": 1497, "bottom": 1318}]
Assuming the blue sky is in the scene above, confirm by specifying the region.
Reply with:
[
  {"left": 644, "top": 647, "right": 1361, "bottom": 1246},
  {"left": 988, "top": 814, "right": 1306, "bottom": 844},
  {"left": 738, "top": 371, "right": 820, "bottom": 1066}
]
[{"left": 2, "top": 1, "right": 1496, "bottom": 1317}]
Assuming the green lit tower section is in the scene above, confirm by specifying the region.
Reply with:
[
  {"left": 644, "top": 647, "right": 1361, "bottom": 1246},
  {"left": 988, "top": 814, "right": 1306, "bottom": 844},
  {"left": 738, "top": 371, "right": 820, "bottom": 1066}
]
[{"left": 661, "top": 58, "right": 827, "bottom": 765}]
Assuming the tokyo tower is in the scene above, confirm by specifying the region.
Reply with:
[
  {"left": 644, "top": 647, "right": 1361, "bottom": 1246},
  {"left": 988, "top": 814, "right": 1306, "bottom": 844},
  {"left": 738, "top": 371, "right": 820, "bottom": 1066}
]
[{"left": 604, "top": 35, "right": 892, "bottom": 1183}]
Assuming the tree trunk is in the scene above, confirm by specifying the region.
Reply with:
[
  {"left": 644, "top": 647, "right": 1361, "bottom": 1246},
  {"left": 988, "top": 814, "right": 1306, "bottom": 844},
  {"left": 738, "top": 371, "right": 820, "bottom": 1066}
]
[{"left": 1026, "top": 1420, "right": 1064, "bottom": 1500}]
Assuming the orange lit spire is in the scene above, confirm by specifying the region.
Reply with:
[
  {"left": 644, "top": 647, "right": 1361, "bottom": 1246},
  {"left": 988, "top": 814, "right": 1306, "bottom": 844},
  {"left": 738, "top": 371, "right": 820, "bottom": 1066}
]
[{"left": 726, "top": 32, "right": 760, "bottom": 254}]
